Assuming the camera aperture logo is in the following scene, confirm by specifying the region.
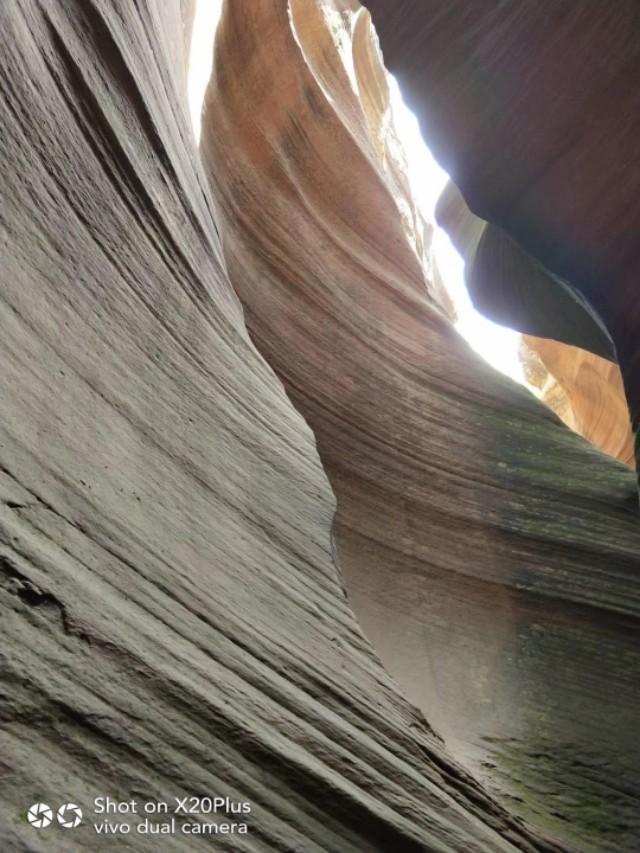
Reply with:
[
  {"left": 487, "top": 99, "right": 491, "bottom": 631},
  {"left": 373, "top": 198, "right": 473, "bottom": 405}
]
[
  {"left": 27, "top": 802, "right": 82, "bottom": 829},
  {"left": 57, "top": 803, "right": 83, "bottom": 828},
  {"left": 27, "top": 803, "right": 53, "bottom": 829}
]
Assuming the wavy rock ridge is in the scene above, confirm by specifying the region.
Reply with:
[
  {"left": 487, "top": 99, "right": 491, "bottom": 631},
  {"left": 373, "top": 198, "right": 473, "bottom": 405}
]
[
  {"left": 1, "top": 0, "right": 639, "bottom": 851},
  {"left": 363, "top": 0, "right": 640, "bottom": 478},
  {"left": 203, "top": 1, "right": 640, "bottom": 850},
  {"left": 0, "top": 0, "right": 568, "bottom": 850}
]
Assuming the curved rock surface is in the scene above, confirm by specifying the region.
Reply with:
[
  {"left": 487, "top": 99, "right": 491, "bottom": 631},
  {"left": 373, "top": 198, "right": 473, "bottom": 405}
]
[
  {"left": 363, "top": 0, "right": 640, "bottom": 473},
  {"left": 202, "top": 1, "right": 640, "bottom": 850},
  {"left": 435, "top": 181, "right": 615, "bottom": 363},
  {"left": 0, "top": 1, "right": 570, "bottom": 851},
  {"left": 521, "top": 336, "right": 635, "bottom": 469},
  {"left": 437, "top": 182, "right": 634, "bottom": 467}
]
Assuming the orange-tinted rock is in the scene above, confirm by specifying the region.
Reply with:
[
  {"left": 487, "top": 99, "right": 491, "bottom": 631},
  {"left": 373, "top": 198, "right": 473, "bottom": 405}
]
[
  {"left": 363, "top": 0, "right": 640, "bottom": 473},
  {"left": 522, "top": 336, "right": 635, "bottom": 468},
  {"left": 202, "top": 1, "right": 640, "bottom": 849},
  {"left": 0, "top": 1, "right": 565, "bottom": 851}
]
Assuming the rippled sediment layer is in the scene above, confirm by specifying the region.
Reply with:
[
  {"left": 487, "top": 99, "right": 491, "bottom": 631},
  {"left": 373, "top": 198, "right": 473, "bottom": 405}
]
[{"left": 202, "top": 1, "right": 640, "bottom": 849}]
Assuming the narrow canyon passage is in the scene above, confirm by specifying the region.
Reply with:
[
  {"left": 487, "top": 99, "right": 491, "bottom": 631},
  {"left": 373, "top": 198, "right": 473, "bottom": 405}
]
[
  {"left": 0, "top": 1, "right": 638, "bottom": 851},
  {"left": 201, "top": 2, "right": 640, "bottom": 850}
]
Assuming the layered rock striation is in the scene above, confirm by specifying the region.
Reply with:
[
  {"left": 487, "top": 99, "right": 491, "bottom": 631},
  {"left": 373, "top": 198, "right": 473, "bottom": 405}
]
[
  {"left": 0, "top": 0, "right": 569, "bottom": 851},
  {"left": 363, "top": 0, "right": 640, "bottom": 475},
  {"left": 202, "top": 1, "right": 640, "bottom": 850},
  {"left": 521, "top": 335, "right": 635, "bottom": 469},
  {"left": 1, "top": 0, "right": 639, "bottom": 850}
]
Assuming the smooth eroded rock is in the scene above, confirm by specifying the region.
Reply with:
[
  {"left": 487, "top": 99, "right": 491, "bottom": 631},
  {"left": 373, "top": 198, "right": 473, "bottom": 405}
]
[
  {"left": 0, "top": 0, "right": 563, "bottom": 851},
  {"left": 202, "top": 1, "right": 640, "bottom": 849}
]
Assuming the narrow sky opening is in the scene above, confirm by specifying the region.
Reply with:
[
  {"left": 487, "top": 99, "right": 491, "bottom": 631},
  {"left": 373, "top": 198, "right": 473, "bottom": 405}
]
[
  {"left": 387, "top": 78, "right": 527, "bottom": 385},
  {"left": 187, "top": 0, "right": 221, "bottom": 142}
]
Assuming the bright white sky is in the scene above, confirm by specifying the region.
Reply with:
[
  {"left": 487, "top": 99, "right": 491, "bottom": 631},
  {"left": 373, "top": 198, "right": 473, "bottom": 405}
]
[
  {"left": 187, "top": 0, "right": 220, "bottom": 140},
  {"left": 386, "top": 78, "right": 526, "bottom": 384},
  {"left": 187, "top": 1, "right": 526, "bottom": 385}
]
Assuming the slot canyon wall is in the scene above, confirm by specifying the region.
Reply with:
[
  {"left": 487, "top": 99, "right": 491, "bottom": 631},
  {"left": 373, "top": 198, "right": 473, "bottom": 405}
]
[
  {"left": 0, "top": 0, "right": 569, "bottom": 850},
  {"left": 362, "top": 0, "right": 640, "bottom": 477},
  {"left": 202, "top": 1, "right": 640, "bottom": 850},
  {"left": 0, "top": 1, "right": 638, "bottom": 852}
]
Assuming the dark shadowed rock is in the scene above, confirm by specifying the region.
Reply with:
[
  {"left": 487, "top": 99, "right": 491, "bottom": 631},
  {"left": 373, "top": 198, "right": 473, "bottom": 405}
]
[
  {"left": 202, "top": 1, "right": 640, "bottom": 850},
  {"left": 435, "top": 181, "right": 616, "bottom": 363},
  {"left": 0, "top": 0, "right": 570, "bottom": 851},
  {"left": 436, "top": 182, "right": 634, "bottom": 467},
  {"left": 363, "top": 0, "right": 640, "bottom": 473}
]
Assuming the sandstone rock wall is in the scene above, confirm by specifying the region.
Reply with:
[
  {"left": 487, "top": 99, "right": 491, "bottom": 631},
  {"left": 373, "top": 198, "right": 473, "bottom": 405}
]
[
  {"left": 2, "top": 0, "right": 639, "bottom": 850},
  {"left": 0, "top": 1, "right": 566, "bottom": 850},
  {"left": 202, "top": 1, "right": 640, "bottom": 850},
  {"left": 522, "top": 336, "right": 635, "bottom": 469},
  {"left": 363, "top": 0, "right": 640, "bottom": 475}
]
